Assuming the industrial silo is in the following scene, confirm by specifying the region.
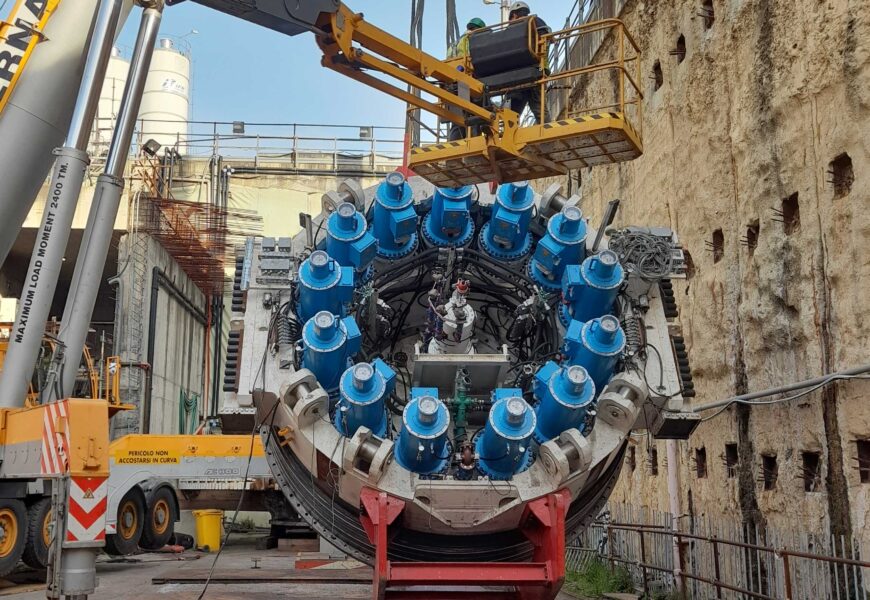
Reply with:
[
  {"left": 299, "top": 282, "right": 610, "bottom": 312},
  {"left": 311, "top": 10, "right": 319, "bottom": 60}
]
[
  {"left": 139, "top": 38, "right": 190, "bottom": 152},
  {"left": 91, "top": 46, "right": 130, "bottom": 156}
]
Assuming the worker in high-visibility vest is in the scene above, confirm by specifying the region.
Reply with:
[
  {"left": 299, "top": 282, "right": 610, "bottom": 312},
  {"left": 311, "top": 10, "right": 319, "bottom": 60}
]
[
  {"left": 447, "top": 17, "right": 486, "bottom": 140},
  {"left": 505, "top": 1, "right": 551, "bottom": 123},
  {"left": 448, "top": 17, "right": 486, "bottom": 58}
]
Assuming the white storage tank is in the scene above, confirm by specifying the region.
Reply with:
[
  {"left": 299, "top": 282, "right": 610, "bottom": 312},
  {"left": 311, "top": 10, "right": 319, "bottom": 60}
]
[
  {"left": 91, "top": 46, "right": 130, "bottom": 155},
  {"left": 139, "top": 38, "right": 190, "bottom": 152}
]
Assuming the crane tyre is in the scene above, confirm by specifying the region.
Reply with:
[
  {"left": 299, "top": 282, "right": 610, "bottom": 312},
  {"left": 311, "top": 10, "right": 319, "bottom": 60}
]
[
  {"left": 105, "top": 490, "right": 144, "bottom": 556},
  {"left": 0, "top": 499, "right": 27, "bottom": 576},
  {"left": 140, "top": 487, "right": 175, "bottom": 550},
  {"left": 22, "top": 498, "right": 51, "bottom": 569}
]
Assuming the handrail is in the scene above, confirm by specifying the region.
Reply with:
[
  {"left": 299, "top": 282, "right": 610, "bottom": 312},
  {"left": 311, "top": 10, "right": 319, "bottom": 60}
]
[
  {"left": 545, "top": 18, "right": 642, "bottom": 54},
  {"left": 536, "top": 19, "right": 642, "bottom": 132},
  {"left": 87, "top": 117, "right": 409, "bottom": 172},
  {"left": 545, "top": 0, "right": 633, "bottom": 123}
]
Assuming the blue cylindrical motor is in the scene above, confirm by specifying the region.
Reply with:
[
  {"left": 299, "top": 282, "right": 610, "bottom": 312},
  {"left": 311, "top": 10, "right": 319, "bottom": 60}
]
[
  {"left": 326, "top": 202, "right": 378, "bottom": 280},
  {"left": 479, "top": 181, "right": 535, "bottom": 262},
  {"left": 334, "top": 359, "right": 396, "bottom": 438},
  {"left": 533, "top": 362, "right": 596, "bottom": 442},
  {"left": 395, "top": 389, "right": 450, "bottom": 475},
  {"left": 560, "top": 249, "right": 625, "bottom": 326},
  {"left": 372, "top": 172, "right": 418, "bottom": 259},
  {"left": 301, "top": 311, "right": 362, "bottom": 392},
  {"left": 422, "top": 185, "right": 475, "bottom": 248},
  {"left": 476, "top": 390, "right": 536, "bottom": 480},
  {"left": 296, "top": 250, "right": 355, "bottom": 324},
  {"left": 563, "top": 315, "right": 626, "bottom": 394},
  {"left": 529, "top": 205, "right": 588, "bottom": 291}
]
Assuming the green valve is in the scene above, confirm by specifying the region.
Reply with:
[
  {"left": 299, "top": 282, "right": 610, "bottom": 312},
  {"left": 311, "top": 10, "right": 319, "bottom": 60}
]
[{"left": 450, "top": 370, "right": 474, "bottom": 442}]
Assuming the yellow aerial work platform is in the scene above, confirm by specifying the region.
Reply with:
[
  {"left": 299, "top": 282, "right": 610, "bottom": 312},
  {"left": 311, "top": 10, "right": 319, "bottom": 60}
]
[
  {"left": 312, "top": 5, "right": 643, "bottom": 186},
  {"left": 411, "top": 112, "right": 642, "bottom": 187},
  {"left": 409, "top": 18, "right": 644, "bottom": 186}
]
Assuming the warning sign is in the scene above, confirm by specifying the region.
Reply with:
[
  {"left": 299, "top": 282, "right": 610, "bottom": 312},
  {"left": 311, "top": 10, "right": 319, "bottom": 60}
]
[{"left": 115, "top": 449, "right": 180, "bottom": 465}]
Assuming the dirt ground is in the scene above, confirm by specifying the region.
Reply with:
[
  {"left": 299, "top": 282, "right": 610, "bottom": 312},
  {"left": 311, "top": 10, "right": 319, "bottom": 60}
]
[{"left": 5, "top": 535, "right": 578, "bottom": 599}]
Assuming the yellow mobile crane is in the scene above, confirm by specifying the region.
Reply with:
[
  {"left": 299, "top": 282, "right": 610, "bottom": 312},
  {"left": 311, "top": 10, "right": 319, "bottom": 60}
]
[
  {"left": 0, "top": 1, "right": 644, "bottom": 597},
  {"left": 0, "top": 323, "right": 289, "bottom": 572}
]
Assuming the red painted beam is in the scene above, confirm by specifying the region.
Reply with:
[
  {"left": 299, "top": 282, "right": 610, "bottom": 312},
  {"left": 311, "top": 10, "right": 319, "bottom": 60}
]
[
  {"left": 359, "top": 487, "right": 571, "bottom": 600},
  {"left": 388, "top": 562, "right": 550, "bottom": 585}
]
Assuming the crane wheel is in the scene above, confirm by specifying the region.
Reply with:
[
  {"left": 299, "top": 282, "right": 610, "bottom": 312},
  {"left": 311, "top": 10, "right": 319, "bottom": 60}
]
[
  {"left": 22, "top": 498, "right": 52, "bottom": 569},
  {"left": 140, "top": 487, "right": 176, "bottom": 551},
  {"left": 0, "top": 499, "right": 27, "bottom": 577},
  {"left": 105, "top": 490, "right": 144, "bottom": 556}
]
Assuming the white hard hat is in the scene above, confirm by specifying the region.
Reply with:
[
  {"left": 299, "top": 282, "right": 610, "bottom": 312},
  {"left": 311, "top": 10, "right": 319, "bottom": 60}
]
[{"left": 509, "top": 1, "right": 531, "bottom": 16}]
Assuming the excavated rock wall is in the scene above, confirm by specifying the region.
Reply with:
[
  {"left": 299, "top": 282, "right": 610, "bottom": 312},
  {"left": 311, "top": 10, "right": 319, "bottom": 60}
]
[{"left": 544, "top": 0, "right": 870, "bottom": 544}]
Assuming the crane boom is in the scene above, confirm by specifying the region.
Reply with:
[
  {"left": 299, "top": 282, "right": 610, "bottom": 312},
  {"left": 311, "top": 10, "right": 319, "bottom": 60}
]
[
  {"left": 166, "top": 0, "right": 337, "bottom": 36},
  {"left": 0, "top": 0, "right": 126, "bottom": 410},
  {"left": 169, "top": 0, "right": 489, "bottom": 124},
  {"left": 0, "top": 0, "right": 101, "bottom": 267},
  {"left": 0, "top": 0, "right": 135, "bottom": 269}
]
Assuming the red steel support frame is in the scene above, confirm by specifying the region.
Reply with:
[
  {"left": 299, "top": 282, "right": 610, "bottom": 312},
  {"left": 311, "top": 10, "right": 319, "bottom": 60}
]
[{"left": 359, "top": 487, "right": 571, "bottom": 600}]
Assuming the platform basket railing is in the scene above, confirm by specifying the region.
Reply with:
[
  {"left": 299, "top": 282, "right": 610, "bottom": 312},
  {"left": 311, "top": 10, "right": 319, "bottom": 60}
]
[
  {"left": 545, "top": 0, "right": 632, "bottom": 124},
  {"left": 539, "top": 18, "right": 643, "bottom": 138}
]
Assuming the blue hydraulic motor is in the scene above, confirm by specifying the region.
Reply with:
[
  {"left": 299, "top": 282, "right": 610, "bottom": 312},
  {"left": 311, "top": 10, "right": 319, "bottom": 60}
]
[
  {"left": 422, "top": 185, "right": 475, "bottom": 248},
  {"left": 372, "top": 172, "right": 418, "bottom": 260},
  {"left": 560, "top": 249, "right": 625, "bottom": 326},
  {"left": 296, "top": 250, "right": 354, "bottom": 324},
  {"left": 529, "top": 205, "right": 587, "bottom": 291},
  {"left": 476, "top": 389, "right": 536, "bottom": 480},
  {"left": 326, "top": 202, "right": 378, "bottom": 281},
  {"left": 301, "top": 311, "right": 362, "bottom": 392},
  {"left": 563, "top": 315, "right": 626, "bottom": 394},
  {"left": 395, "top": 389, "right": 450, "bottom": 475},
  {"left": 334, "top": 359, "right": 396, "bottom": 438},
  {"left": 479, "top": 181, "right": 535, "bottom": 262},
  {"left": 533, "top": 362, "right": 596, "bottom": 442}
]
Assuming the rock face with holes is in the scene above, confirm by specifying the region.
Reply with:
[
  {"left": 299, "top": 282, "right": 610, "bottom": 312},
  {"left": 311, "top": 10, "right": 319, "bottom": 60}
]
[{"left": 539, "top": 0, "right": 870, "bottom": 549}]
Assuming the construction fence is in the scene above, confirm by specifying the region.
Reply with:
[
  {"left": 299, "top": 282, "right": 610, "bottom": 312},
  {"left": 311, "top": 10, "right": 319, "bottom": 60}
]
[{"left": 567, "top": 503, "right": 869, "bottom": 599}]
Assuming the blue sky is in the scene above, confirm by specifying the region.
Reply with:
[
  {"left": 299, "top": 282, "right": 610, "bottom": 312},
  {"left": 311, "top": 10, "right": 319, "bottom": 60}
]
[{"left": 118, "top": 1, "right": 574, "bottom": 130}]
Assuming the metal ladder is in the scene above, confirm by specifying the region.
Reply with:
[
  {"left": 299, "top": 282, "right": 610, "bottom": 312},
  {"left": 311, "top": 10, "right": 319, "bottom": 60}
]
[{"left": 113, "top": 190, "right": 150, "bottom": 436}]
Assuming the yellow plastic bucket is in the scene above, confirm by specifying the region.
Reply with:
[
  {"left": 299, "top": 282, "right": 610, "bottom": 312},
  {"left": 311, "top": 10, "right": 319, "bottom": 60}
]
[{"left": 192, "top": 509, "right": 223, "bottom": 552}]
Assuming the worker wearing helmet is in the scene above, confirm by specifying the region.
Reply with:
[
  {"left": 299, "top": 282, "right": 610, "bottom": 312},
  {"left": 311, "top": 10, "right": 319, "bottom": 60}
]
[
  {"left": 505, "top": 2, "right": 551, "bottom": 123},
  {"left": 507, "top": 2, "right": 549, "bottom": 33},
  {"left": 447, "top": 17, "right": 486, "bottom": 140},
  {"left": 448, "top": 17, "right": 486, "bottom": 59}
]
